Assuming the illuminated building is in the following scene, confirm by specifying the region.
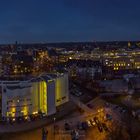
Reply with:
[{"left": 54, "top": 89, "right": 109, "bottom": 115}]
[
  {"left": 0, "top": 56, "right": 2, "bottom": 76},
  {"left": 103, "top": 56, "right": 140, "bottom": 71},
  {"left": 0, "top": 72, "right": 69, "bottom": 121},
  {"left": 47, "top": 73, "right": 69, "bottom": 106},
  {"left": 11, "top": 54, "right": 33, "bottom": 75},
  {"left": 128, "top": 42, "right": 131, "bottom": 47}
]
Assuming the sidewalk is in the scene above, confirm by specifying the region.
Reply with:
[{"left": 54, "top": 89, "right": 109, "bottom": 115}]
[{"left": 0, "top": 101, "right": 77, "bottom": 134}]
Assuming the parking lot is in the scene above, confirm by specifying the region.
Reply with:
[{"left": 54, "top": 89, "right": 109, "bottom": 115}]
[{"left": 51, "top": 109, "right": 113, "bottom": 140}]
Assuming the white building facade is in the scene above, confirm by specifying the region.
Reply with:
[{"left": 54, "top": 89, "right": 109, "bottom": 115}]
[{"left": 0, "top": 72, "right": 69, "bottom": 121}]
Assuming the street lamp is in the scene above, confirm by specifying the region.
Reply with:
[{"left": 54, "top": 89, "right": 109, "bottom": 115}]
[{"left": 53, "top": 117, "right": 56, "bottom": 140}]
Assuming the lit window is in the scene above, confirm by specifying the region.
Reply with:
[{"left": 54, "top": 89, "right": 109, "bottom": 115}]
[{"left": 106, "top": 62, "right": 108, "bottom": 65}]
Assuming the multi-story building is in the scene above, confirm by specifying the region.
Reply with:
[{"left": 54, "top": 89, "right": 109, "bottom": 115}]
[
  {"left": 0, "top": 56, "right": 2, "bottom": 76},
  {"left": 46, "top": 73, "right": 69, "bottom": 106},
  {"left": 103, "top": 56, "right": 140, "bottom": 71},
  {"left": 0, "top": 72, "right": 69, "bottom": 121}
]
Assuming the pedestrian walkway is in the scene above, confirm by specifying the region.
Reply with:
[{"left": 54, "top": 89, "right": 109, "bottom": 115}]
[
  {"left": 0, "top": 101, "right": 76, "bottom": 133},
  {"left": 70, "top": 95, "right": 94, "bottom": 113}
]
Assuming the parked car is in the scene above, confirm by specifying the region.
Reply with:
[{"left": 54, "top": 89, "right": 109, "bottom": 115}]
[
  {"left": 97, "top": 125, "right": 103, "bottom": 132},
  {"left": 93, "top": 117, "right": 100, "bottom": 124},
  {"left": 102, "top": 123, "right": 109, "bottom": 132},
  {"left": 77, "top": 122, "right": 83, "bottom": 130},
  {"left": 106, "top": 114, "right": 112, "bottom": 121},
  {"left": 87, "top": 104, "right": 93, "bottom": 109},
  {"left": 89, "top": 119, "right": 96, "bottom": 126},
  {"left": 86, "top": 120, "right": 92, "bottom": 127},
  {"left": 64, "top": 122, "right": 71, "bottom": 130},
  {"left": 81, "top": 122, "right": 88, "bottom": 130}
]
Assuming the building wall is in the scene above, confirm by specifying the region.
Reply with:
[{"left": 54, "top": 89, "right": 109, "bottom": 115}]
[
  {"left": 0, "top": 56, "right": 2, "bottom": 76},
  {"left": 2, "top": 82, "right": 33, "bottom": 118},
  {"left": 47, "top": 81, "right": 56, "bottom": 115},
  {"left": 55, "top": 73, "right": 69, "bottom": 106},
  {"left": 0, "top": 73, "right": 69, "bottom": 119},
  {"left": 1, "top": 80, "right": 54, "bottom": 119},
  {"left": 103, "top": 57, "right": 140, "bottom": 71},
  {"left": 31, "top": 81, "right": 48, "bottom": 115},
  {"left": 0, "top": 86, "right": 2, "bottom": 118}
]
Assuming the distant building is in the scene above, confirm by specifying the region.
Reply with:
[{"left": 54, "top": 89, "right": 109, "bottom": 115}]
[
  {"left": 103, "top": 56, "right": 140, "bottom": 71},
  {"left": 129, "top": 77, "right": 140, "bottom": 92},
  {"left": 11, "top": 53, "right": 34, "bottom": 75},
  {"left": 99, "top": 79, "right": 128, "bottom": 93},
  {"left": 128, "top": 42, "right": 131, "bottom": 48},
  {"left": 0, "top": 56, "right": 2, "bottom": 76},
  {"left": 67, "top": 59, "right": 102, "bottom": 79}
]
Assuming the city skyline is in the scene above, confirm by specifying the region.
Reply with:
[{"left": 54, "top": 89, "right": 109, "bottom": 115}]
[{"left": 0, "top": 0, "right": 140, "bottom": 44}]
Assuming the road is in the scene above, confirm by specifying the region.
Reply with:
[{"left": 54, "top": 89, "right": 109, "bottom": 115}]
[{"left": 69, "top": 95, "right": 94, "bottom": 114}]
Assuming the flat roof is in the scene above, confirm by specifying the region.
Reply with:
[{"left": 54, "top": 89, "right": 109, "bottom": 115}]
[{"left": 0, "top": 72, "right": 67, "bottom": 83}]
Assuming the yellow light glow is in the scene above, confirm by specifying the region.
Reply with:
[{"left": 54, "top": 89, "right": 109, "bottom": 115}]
[
  {"left": 6, "top": 112, "right": 9, "bottom": 117},
  {"left": 39, "top": 81, "right": 47, "bottom": 114},
  {"left": 21, "top": 107, "right": 28, "bottom": 116},
  {"left": 7, "top": 107, "right": 16, "bottom": 118},
  {"left": 32, "top": 111, "right": 38, "bottom": 115},
  {"left": 12, "top": 107, "right": 16, "bottom": 112},
  {"left": 25, "top": 116, "right": 28, "bottom": 120},
  {"left": 93, "top": 122, "right": 96, "bottom": 126},
  {"left": 100, "top": 108, "right": 104, "bottom": 112},
  {"left": 12, "top": 118, "right": 15, "bottom": 121}
]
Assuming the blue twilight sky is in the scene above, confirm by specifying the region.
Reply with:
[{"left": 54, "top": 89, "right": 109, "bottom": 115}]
[{"left": 0, "top": 0, "right": 140, "bottom": 43}]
